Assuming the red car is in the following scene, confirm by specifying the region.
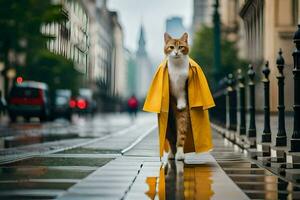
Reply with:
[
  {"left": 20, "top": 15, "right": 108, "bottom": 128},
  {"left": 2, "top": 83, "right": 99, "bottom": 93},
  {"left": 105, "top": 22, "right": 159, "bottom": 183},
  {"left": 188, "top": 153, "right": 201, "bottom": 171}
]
[{"left": 8, "top": 81, "right": 51, "bottom": 122}]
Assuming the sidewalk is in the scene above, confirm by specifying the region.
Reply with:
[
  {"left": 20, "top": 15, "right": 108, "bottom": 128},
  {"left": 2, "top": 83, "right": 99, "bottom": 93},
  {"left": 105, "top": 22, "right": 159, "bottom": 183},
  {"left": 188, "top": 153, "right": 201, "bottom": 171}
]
[
  {"left": 57, "top": 127, "right": 250, "bottom": 200},
  {"left": 0, "top": 114, "right": 156, "bottom": 164}
]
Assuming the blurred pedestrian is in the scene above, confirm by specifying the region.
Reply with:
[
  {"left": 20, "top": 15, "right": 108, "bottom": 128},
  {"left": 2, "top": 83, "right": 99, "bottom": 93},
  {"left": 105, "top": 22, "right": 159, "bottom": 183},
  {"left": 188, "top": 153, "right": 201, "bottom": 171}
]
[{"left": 127, "top": 95, "right": 138, "bottom": 120}]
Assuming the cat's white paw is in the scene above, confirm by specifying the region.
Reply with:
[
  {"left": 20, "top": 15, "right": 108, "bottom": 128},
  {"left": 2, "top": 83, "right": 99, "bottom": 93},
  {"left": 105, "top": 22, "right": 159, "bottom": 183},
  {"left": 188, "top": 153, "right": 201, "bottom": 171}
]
[
  {"left": 176, "top": 160, "right": 184, "bottom": 175},
  {"left": 177, "top": 99, "right": 186, "bottom": 110},
  {"left": 168, "top": 151, "right": 175, "bottom": 160},
  {"left": 175, "top": 147, "right": 185, "bottom": 161}
]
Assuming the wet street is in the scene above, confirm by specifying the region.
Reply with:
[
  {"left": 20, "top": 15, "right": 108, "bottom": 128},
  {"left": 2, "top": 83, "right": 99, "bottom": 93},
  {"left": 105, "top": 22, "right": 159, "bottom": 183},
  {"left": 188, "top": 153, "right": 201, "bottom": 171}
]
[{"left": 0, "top": 113, "right": 298, "bottom": 199}]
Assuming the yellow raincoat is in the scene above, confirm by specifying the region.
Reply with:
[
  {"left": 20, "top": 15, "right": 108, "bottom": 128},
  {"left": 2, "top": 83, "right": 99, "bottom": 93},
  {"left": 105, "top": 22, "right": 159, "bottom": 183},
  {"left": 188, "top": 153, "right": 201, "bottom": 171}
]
[{"left": 143, "top": 57, "right": 215, "bottom": 157}]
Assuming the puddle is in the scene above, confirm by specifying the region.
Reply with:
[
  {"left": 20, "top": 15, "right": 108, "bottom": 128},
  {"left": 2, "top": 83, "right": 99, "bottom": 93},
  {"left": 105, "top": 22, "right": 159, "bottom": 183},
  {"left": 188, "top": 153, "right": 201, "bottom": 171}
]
[
  {"left": 57, "top": 147, "right": 121, "bottom": 154},
  {"left": 0, "top": 181, "right": 74, "bottom": 190},
  {"left": 143, "top": 161, "right": 214, "bottom": 200},
  {"left": 4, "top": 133, "right": 80, "bottom": 148},
  {"left": 3, "top": 157, "right": 113, "bottom": 167},
  {"left": 0, "top": 166, "right": 93, "bottom": 180}
]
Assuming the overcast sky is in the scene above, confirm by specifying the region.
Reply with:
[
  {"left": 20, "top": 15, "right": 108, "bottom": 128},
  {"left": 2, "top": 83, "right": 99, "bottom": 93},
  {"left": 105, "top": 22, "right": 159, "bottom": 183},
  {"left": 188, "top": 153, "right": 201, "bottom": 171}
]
[{"left": 107, "top": 0, "right": 193, "bottom": 64}]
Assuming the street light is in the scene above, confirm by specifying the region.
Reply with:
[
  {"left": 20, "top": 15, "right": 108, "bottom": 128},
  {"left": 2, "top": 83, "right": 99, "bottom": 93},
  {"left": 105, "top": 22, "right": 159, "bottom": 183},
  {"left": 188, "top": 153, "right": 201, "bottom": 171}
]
[
  {"left": 0, "top": 61, "right": 4, "bottom": 72},
  {"left": 6, "top": 68, "right": 16, "bottom": 92},
  {"left": 213, "top": 0, "right": 221, "bottom": 82}
]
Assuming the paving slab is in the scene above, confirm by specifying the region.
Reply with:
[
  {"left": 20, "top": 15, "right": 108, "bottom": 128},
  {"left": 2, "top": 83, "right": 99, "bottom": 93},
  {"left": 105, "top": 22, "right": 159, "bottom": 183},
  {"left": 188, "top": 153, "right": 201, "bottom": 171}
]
[
  {"left": 56, "top": 158, "right": 143, "bottom": 200},
  {"left": 125, "top": 154, "right": 250, "bottom": 200},
  {"left": 58, "top": 125, "right": 251, "bottom": 200}
]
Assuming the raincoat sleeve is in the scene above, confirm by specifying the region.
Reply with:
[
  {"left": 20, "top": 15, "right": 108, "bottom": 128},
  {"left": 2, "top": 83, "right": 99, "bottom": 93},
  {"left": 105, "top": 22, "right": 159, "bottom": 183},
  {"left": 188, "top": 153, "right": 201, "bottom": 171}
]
[
  {"left": 143, "top": 64, "right": 165, "bottom": 113},
  {"left": 188, "top": 58, "right": 215, "bottom": 110}
]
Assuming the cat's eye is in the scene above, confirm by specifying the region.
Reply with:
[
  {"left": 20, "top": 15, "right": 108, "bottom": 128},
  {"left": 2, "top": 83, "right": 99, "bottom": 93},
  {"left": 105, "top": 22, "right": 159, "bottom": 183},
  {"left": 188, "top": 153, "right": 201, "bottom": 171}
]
[
  {"left": 169, "top": 46, "right": 174, "bottom": 49},
  {"left": 179, "top": 46, "right": 184, "bottom": 49}
]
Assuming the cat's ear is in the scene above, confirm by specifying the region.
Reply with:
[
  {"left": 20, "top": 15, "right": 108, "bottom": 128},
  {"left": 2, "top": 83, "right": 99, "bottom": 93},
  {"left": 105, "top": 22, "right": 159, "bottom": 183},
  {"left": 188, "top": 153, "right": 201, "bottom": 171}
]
[
  {"left": 164, "top": 32, "right": 172, "bottom": 44},
  {"left": 180, "top": 32, "right": 188, "bottom": 43}
]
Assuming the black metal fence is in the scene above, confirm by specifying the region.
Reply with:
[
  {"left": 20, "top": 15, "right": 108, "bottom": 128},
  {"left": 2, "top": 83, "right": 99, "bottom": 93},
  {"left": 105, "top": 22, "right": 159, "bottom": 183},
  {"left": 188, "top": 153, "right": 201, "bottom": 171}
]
[{"left": 210, "top": 24, "right": 300, "bottom": 176}]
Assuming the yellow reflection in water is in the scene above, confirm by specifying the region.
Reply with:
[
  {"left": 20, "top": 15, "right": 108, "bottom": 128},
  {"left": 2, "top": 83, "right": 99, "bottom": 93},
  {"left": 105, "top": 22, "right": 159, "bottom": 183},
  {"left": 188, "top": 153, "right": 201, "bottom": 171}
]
[
  {"left": 184, "top": 165, "right": 214, "bottom": 200},
  {"left": 145, "top": 177, "right": 157, "bottom": 199},
  {"left": 145, "top": 161, "right": 214, "bottom": 200}
]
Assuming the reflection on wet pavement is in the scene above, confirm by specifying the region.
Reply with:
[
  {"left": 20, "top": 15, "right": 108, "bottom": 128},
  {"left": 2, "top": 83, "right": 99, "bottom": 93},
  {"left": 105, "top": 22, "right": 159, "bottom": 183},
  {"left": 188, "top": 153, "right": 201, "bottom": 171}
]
[
  {"left": 1, "top": 114, "right": 135, "bottom": 137},
  {"left": 144, "top": 161, "right": 215, "bottom": 200},
  {"left": 0, "top": 166, "right": 94, "bottom": 180},
  {"left": 140, "top": 131, "right": 300, "bottom": 200},
  {"left": 0, "top": 113, "right": 147, "bottom": 151},
  {"left": 212, "top": 133, "right": 300, "bottom": 200},
  {"left": 167, "top": 162, "right": 214, "bottom": 200}
]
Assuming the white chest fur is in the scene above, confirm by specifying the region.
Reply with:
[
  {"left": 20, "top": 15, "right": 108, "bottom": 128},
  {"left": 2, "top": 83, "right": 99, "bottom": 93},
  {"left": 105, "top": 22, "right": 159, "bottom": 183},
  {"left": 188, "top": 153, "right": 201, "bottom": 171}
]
[{"left": 167, "top": 56, "right": 189, "bottom": 109}]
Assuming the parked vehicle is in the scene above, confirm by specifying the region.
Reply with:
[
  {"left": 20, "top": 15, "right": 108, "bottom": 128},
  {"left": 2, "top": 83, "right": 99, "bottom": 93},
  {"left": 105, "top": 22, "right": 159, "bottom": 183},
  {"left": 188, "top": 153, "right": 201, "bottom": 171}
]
[
  {"left": 8, "top": 81, "right": 51, "bottom": 122},
  {"left": 75, "top": 88, "right": 96, "bottom": 115},
  {"left": 51, "top": 89, "right": 72, "bottom": 120}
]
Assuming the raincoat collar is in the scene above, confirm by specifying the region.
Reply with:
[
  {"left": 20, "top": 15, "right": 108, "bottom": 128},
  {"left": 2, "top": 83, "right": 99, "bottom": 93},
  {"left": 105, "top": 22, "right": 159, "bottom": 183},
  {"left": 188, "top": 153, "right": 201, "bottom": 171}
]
[{"left": 143, "top": 57, "right": 215, "bottom": 113}]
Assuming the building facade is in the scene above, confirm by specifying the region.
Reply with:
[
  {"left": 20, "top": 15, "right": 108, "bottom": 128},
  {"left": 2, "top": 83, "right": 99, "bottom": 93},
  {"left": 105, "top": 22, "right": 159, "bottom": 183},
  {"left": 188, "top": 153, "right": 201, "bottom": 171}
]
[
  {"left": 193, "top": 0, "right": 299, "bottom": 111},
  {"left": 111, "top": 12, "right": 127, "bottom": 98},
  {"left": 239, "top": 0, "right": 298, "bottom": 112},
  {"left": 192, "top": 0, "right": 214, "bottom": 34},
  {"left": 83, "top": 0, "right": 108, "bottom": 88},
  {"left": 83, "top": 0, "right": 126, "bottom": 103},
  {"left": 125, "top": 48, "right": 137, "bottom": 98},
  {"left": 42, "top": 0, "right": 89, "bottom": 75}
]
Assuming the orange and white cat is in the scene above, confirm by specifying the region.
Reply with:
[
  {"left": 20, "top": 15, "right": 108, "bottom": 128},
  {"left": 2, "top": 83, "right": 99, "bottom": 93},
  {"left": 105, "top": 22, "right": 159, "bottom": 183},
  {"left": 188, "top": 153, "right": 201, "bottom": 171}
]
[{"left": 164, "top": 32, "right": 191, "bottom": 161}]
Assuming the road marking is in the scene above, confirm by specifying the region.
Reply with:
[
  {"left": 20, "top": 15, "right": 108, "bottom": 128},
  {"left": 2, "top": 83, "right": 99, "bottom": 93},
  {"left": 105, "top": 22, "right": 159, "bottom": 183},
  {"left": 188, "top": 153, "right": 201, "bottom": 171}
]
[{"left": 121, "top": 125, "right": 157, "bottom": 155}]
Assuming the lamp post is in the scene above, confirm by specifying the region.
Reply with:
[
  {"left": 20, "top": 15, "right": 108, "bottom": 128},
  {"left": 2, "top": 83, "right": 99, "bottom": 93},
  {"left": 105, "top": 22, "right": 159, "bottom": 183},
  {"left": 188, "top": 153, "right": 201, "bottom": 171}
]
[
  {"left": 6, "top": 67, "right": 16, "bottom": 91},
  {"left": 213, "top": 0, "right": 221, "bottom": 81},
  {"left": 0, "top": 61, "right": 4, "bottom": 98},
  {"left": 0, "top": 61, "right": 4, "bottom": 72}
]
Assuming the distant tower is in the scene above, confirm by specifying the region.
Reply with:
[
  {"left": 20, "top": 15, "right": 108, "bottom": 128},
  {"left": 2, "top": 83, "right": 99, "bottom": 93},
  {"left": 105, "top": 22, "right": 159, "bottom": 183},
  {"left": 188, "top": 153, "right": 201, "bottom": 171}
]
[
  {"left": 135, "top": 24, "right": 153, "bottom": 100},
  {"left": 137, "top": 25, "right": 146, "bottom": 56}
]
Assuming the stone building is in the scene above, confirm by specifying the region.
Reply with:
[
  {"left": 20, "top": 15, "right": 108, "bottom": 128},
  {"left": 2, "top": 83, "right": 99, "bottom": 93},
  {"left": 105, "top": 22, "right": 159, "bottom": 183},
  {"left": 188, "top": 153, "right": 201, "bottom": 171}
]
[
  {"left": 82, "top": 0, "right": 126, "bottom": 104},
  {"left": 125, "top": 48, "right": 137, "bottom": 98},
  {"left": 194, "top": 0, "right": 299, "bottom": 112},
  {"left": 192, "top": 0, "right": 214, "bottom": 34},
  {"left": 111, "top": 12, "right": 127, "bottom": 98},
  {"left": 82, "top": 0, "right": 110, "bottom": 92},
  {"left": 239, "top": 0, "right": 298, "bottom": 112},
  {"left": 42, "top": 0, "right": 89, "bottom": 75}
]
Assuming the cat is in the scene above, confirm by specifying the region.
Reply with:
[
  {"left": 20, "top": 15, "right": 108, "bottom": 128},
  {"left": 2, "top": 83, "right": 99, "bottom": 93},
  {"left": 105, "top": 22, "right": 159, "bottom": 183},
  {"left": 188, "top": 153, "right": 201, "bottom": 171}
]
[{"left": 164, "top": 32, "right": 191, "bottom": 161}]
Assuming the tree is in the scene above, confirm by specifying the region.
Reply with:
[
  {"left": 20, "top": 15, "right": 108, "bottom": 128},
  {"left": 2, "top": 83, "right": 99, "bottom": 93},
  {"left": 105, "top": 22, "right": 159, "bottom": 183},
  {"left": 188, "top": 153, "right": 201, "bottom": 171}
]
[
  {"left": 0, "top": 0, "right": 66, "bottom": 59},
  {"left": 21, "top": 50, "right": 81, "bottom": 95},
  {"left": 0, "top": 0, "right": 80, "bottom": 95},
  {"left": 190, "top": 26, "right": 247, "bottom": 90}
]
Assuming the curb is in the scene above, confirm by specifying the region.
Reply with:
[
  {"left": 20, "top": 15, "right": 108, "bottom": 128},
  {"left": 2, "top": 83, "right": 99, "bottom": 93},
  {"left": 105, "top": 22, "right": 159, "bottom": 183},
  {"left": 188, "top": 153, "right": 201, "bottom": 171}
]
[{"left": 121, "top": 125, "right": 157, "bottom": 155}]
